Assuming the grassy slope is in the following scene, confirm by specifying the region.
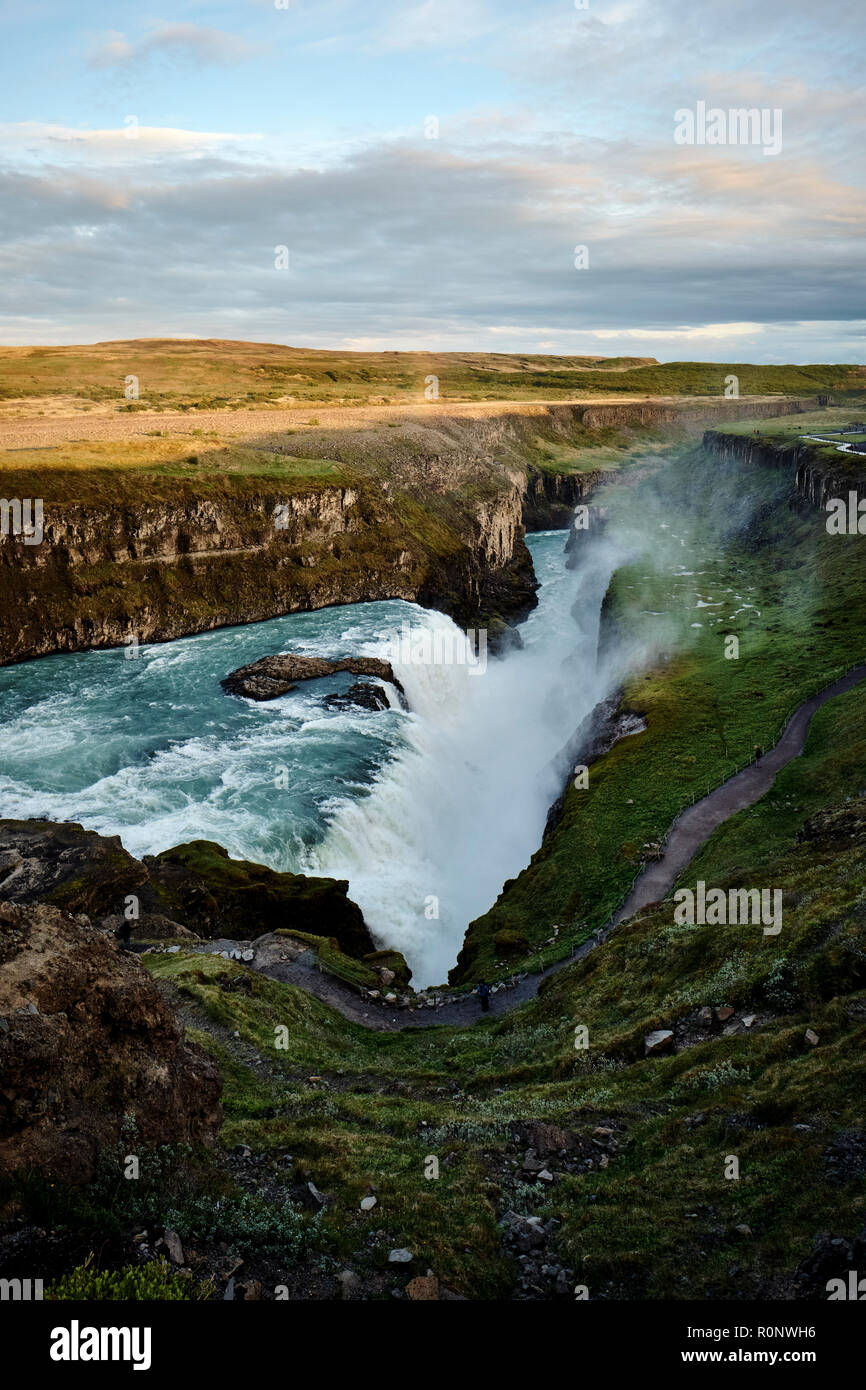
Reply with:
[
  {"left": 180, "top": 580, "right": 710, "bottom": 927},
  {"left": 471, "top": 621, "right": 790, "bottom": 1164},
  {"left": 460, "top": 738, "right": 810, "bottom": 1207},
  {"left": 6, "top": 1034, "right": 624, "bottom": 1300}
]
[
  {"left": 139, "top": 677, "right": 866, "bottom": 1297},
  {"left": 453, "top": 439, "right": 866, "bottom": 983}
]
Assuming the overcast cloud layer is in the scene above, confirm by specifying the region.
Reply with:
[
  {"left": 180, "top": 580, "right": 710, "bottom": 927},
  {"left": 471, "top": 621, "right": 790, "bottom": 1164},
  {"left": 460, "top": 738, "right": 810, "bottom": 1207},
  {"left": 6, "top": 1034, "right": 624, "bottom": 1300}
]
[{"left": 1, "top": 0, "right": 864, "bottom": 361}]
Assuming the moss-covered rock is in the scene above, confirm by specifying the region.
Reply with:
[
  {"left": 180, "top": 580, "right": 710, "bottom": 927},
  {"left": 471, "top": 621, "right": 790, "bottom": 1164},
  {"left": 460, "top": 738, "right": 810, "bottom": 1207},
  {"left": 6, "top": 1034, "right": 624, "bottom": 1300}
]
[
  {"left": 363, "top": 948, "right": 413, "bottom": 989},
  {"left": 145, "top": 840, "right": 375, "bottom": 957}
]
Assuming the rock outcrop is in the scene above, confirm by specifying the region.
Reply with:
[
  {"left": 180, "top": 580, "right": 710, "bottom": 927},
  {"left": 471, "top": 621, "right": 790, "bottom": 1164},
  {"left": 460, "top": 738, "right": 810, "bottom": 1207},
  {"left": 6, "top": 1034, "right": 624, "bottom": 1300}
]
[
  {"left": 144, "top": 840, "right": 376, "bottom": 956},
  {"left": 0, "top": 900, "right": 223, "bottom": 1182},
  {"left": 0, "top": 819, "right": 375, "bottom": 957},
  {"left": 221, "top": 653, "right": 402, "bottom": 702}
]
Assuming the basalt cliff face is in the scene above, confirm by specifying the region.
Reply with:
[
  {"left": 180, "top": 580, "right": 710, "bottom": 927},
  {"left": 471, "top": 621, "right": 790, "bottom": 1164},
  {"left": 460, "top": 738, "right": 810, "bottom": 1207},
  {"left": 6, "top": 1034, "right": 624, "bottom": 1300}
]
[
  {"left": 702, "top": 426, "right": 866, "bottom": 510},
  {"left": 0, "top": 471, "right": 540, "bottom": 665}
]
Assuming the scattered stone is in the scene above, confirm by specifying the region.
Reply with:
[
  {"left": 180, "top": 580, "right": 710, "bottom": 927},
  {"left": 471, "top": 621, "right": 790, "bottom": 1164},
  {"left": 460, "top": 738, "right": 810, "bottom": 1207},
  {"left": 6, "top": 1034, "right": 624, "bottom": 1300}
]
[
  {"left": 735, "top": 1224, "right": 753, "bottom": 1238},
  {"left": 360, "top": 1195, "right": 377, "bottom": 1211},
  {"left": 235, "top": 1279, "right": 262, "bottom": 1300},
  {"left": 644, "top": 1028, "right": 674, "bottom": 1055},
  {"left": 805, "top": 1028, "right": 819, "bottom": 1047},
  {"left": 406, "top": 1273, "right": 440, "bottom": 1300},
  {"left": 537, "top": 1169, "right": 554, "bottom": 1182},
  {"left": 742, "top": 1014, "right": 757, "bottom": 1028},
  {"left": 697, "top": 1006, "right": 714, "bottom": 1027},
  {"left": 388, "top": 1248, "right": 414, "bottom": 1264},
  {"left": 337, "top": 1269, "right": 361, "bottom": 1299},
  {"left": 716, "top": 1006, "right": 735, "bottom": 1022},
  {"left": 161, "top": 1229, "right": 184, "bottom": 1265}
]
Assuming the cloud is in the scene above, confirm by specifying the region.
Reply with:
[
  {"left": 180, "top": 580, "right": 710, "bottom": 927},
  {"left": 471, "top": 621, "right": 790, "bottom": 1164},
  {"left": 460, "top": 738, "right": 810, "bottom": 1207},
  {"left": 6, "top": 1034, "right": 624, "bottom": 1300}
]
[
  {"left": 0, "top": 133, "right": 863, "bottom": 358},
  {"left": 2, "top": 1, "right": 864, "bottom": 359},
  {"left": 90, "top": 24, "right": 261, "bottom": 69},
  {"left": 0, "top": 123, "right": 264, "bottom": 156},
  {"left": 587, "top": 323, "right": 765, "bottom": 341}
]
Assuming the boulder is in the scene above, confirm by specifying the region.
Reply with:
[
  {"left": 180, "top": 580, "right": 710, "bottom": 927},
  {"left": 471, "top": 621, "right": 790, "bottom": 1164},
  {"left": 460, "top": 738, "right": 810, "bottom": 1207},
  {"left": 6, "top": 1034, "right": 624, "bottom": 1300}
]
[
  {"left": 0, "top": 819, "right": 145, "bottom": 919},
  {"left": 0, "top": 900, "right": 222, "bottom": 1182},
  {"left": 644, "top": 1029, "right": 674, "bottom": 1056},
  {"left": 324, "top": 683, "right": 390, "bottom": 712},
  {"left": 160, "top": 1229, "right": 185, "bottom": 1265},
  {"left": 363, "top": 950, "right": 412, "bottom": 989}
]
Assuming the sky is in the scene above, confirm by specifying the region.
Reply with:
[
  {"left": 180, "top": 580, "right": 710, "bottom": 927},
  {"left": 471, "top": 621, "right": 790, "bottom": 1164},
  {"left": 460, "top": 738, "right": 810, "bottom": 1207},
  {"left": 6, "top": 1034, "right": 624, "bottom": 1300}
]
[{"left": 0, "top": 0, "right": 864, "bottom": 362}]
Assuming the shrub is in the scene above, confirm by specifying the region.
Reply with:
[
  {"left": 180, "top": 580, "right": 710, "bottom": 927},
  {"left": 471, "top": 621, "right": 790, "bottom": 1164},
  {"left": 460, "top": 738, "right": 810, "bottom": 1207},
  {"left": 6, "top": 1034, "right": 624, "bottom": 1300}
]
[{"left": 48, "top": 1257, "right": 207, "bottom": 1301}]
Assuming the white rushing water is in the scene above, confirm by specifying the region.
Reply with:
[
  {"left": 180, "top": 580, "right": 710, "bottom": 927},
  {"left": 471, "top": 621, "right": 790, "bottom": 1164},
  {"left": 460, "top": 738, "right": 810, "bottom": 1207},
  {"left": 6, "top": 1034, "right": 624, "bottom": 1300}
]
[
  {"left": 308, "top": 532, "right": 608, "bottom": 983},
  {"left": 0, "top": 530, "right": 612, "bottom": 987}
]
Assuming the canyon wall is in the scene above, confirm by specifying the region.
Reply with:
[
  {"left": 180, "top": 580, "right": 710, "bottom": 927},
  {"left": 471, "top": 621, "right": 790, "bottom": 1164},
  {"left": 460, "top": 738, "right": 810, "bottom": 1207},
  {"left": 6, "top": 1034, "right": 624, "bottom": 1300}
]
[
  {"left": 702, "top": 426, "right": 866, "bottom": 510},
  {"left": 0, "top": 397, "right": 822, "bottom": 666}
]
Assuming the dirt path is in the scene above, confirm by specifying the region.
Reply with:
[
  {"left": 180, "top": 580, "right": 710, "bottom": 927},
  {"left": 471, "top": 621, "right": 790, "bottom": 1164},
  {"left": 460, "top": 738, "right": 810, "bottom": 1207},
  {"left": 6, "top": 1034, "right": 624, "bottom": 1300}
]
[
  {"left": 611, "top": 661, "right": 866, "bottom": 925},
  {"left": 178, "top": 662, "right": 866, "bottom": 1032}
]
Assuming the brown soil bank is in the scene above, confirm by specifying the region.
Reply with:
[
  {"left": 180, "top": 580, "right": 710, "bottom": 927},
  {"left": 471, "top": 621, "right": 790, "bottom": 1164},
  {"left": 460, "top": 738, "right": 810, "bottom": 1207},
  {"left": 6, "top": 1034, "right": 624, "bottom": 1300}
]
[{"left": 0, "top": 396, "right": 822, "bottom": 666}]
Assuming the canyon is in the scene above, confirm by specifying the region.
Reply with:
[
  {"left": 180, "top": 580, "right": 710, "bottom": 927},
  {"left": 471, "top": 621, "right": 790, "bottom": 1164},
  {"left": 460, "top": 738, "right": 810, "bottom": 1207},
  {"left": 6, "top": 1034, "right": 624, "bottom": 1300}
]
[{"left": 0, "top": 395, "right": 825, "bottom": 667}]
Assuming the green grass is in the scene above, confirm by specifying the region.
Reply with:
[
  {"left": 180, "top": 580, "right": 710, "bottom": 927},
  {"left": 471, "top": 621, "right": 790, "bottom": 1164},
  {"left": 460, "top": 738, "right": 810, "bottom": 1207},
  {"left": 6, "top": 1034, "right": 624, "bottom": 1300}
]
[
  {"left": 453, "top": 441, "right": 866, "bottom": 983},
  {"left": 47, "top": 1257, "right": 207, "bottom": 1301}
]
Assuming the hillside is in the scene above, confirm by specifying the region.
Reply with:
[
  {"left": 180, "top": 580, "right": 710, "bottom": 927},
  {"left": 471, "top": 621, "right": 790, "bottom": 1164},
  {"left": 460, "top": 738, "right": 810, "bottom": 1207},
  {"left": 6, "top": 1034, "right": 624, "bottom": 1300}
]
[{"left": 1, "top": 338, "right": 864, "bottom": 413}]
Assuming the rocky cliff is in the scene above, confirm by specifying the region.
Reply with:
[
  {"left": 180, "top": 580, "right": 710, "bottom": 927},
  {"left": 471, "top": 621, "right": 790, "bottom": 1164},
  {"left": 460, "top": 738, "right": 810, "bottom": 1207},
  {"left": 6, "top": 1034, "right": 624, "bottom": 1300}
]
[{"left": 702, "top": 426, "right": 866, "bottom": 510}]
